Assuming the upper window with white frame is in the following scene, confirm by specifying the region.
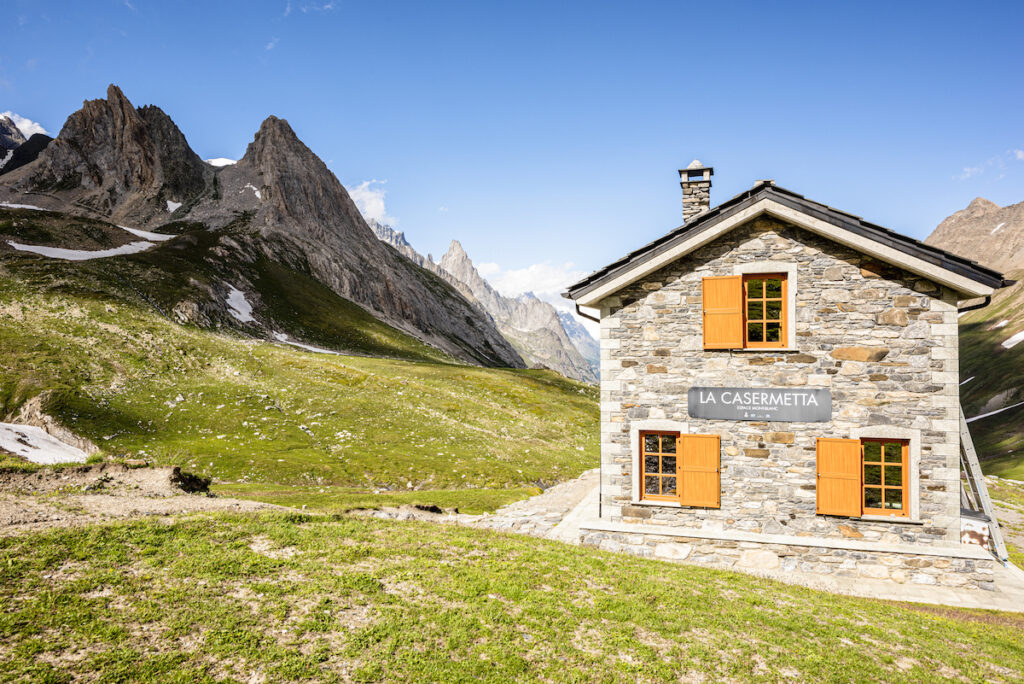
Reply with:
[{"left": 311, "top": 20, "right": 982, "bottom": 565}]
[{"left": 701, "top": 273, "right": 789, "bottom": 349}]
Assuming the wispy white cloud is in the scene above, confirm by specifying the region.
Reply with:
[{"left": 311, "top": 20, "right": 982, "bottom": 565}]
[
  {"left": 265, "top": 37, "right": 280, "bottom": 50},
  {"left": 0, "top": 111, "right": 47, "bottom": 137},
  {"left": 479, "top": 259, "right": 598, "bottom": 336},
  {"left": 301, "top": 1, "right": 336, "bottom": 12},
  {"left": 482, "top": 260, "right": 586, "bottom": 309},
  {"left": 438, "top": 205, "right": 449, "bottom": 213},
  {"left": 956, "top": 148, "right": 1024, "bottom": 180},
  {"left": 284, "top": 1, "right": 292, "bottom": 16},
  {"left": 347, "top": 179, "right": 397, "bottom": 226},
  {"left": 123, "top": 0, "right": 136, "bottom": 10}
]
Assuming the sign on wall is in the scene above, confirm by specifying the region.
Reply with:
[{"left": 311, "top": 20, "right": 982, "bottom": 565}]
[{"left": 687, "top": 387, "right": 832, "bottom": 422}]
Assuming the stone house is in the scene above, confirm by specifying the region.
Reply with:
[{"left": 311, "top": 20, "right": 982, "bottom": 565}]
[{"left": 564, "top": 162, "right": 1010, "bottom": 590}]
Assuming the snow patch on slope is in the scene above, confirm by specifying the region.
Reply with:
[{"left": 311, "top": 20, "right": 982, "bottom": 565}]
[
  {"left": 968, "top": 400, "right": 1024, "bottom": 424},
  {"left": 0, "top": 423, "right": 88, "bottom": 464},
  {"left": 7, "top": 240, "right": 156, "bottom": 260},
  {"left": 1002, "top": 331, "right": 1024, "bottom": 349},
  {"left": 991, "top": 222, "right": 1006, "bottom": 235},
  {"left": 226, "top": 285, "right": 256, "bottom": 323},
  {"left": 0, "top": 201, "right": 46, "bottom": 211},
  {"left": 273, "top": 332, "right": 342, "bottom": 355},
  {"left": 118, "top": 225, "right": 175, "bottom": 242},
  {"left": 0, "top": 149, "right": 12, "bottom": 171},
  {"left": 206, "top": 158, "right": 237, "bottom": 167},
  {"left": 242, "top": 183, "right": 262, "bottom": 200},
  {"left": 166, "top": 200, "right": 182, "bottom": 212},
  {"left": 994, "top": 319, "right": 1009, "bottom": 329}
]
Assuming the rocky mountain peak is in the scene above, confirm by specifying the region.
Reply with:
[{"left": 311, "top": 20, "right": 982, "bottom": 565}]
[
  {"left": 927, "top": 195, "right": 1024, "bottom": 272},
  {"left": 0, "top": 84, "right": 212, "bottom": 222},
  {"left": 967, "top": 197, "right": 999, "bottom": 212},
  {"left": 0, "top": 115, "right": 27, "bottom": 150},
  {"left": 446, "top": 239, "right": 468, "bottom": 259}
]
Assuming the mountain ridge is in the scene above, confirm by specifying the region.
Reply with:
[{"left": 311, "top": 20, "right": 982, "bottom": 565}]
[
  {"left": 371, "top": 221, "right": 598, "bottom": 383},
  {"left": 0, "top": 84, "right": 524, "bottom": 369}
]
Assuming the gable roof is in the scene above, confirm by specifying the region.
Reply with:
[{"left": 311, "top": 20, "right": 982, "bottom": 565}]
[{"left": 564, "top": 182, "right": 1009, "bottom": 308}]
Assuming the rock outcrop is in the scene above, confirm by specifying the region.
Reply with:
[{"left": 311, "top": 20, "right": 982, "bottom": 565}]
[
  {"left": 0, "top": 85, "right": 214, "bottom": 222},
  {"left": 0, "top": 133, "right": 53, "bottom": 176},
  {"left": 0, "top": 115, "right": 27, "bottom": 151},
  {"left": 925, "top": 196, "right": 1024, "bottom": 272}
]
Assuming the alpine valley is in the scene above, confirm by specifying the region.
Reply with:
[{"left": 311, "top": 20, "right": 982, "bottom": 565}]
[{"left": 0, "top": 85, "right": 600, "bottom": 498}]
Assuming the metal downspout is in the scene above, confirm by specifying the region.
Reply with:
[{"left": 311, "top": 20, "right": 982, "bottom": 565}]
[{"left": 575, "top": 303, "right": 602, "bottom": 517}]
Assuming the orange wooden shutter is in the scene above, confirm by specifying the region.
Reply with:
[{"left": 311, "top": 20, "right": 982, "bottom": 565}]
[
  {"left": 816, "top": 438, "right": 862, "bottom": 517},
  {"left": 702, "top": 276, "right": 743, "bottom": 349},
  {"left": 678, "top": 434, "right": 720, "bottom": 508}
]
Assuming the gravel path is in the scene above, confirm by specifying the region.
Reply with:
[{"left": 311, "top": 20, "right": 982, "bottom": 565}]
[{"left": 358, "top": 468, "right": 601, "bottom": 543}]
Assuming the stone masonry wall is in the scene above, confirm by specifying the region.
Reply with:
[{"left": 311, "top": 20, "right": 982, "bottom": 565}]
[
  {"left": 580, "top": 530, "right": 996, "bottom": 591},
  {"left": 598, "top": 216, "right": 962, "bottom": 546}
]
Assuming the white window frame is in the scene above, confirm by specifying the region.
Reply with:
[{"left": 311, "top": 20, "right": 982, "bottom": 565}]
[
  {"left": 849, "top": 426, "right": 921, "bottom": 522},
  {"left": 629, "top": 419, "right": 688, "bottom": 506},
  {"left": 732, "top": 261, "right": 798, "bottom": 350}
]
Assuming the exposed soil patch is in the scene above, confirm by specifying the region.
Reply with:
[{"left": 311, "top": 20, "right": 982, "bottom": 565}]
[
  {"left": 0, "top": 462, "right": 209, "bottom": 496},
  {"left": 0, "top": 463, "right": 284, "bottom": 535}
]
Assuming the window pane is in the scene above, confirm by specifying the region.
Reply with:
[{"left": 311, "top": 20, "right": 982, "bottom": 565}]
[
  {"left": 645, "top": 476, "right": 659, "bottom": 495},
  {"left": 863, "top": 441, "right": 882, "bottom": 461},
  {"left": 662, "top": 456, "right": 676, "bottom": 473},
  {"left": 884, "top": 488, "right": 903, "bottom": 510},
  {"left": 864, "top": 464, "right": 882, "bottom": 485},
  {"left": 765, "top": 322, "right": 781, "bottom": 342},
  {"left": 766, "top": 300, "right": 782, "bottom": 321},
  {"left": 765, "top": 279, "right": 783, "bottom": 297},
  {"left": 644, "top": 435, "right": 659, "bottom": 453},
  {"left": 884, "top": 466, "right": 902, "bottom": 486},
  {"left": 661, "top": 436, "right": 676, "bottom": 454},
  {"left": 747, "top": 279, "right": 763, "bottom": 297},
  {"left": 644, "top": 454, "right": 659, "bottom": 475},
  {"left": 864, "top": 487, "right": 882, "bottom": 508},
  {"left": 747, "top": 301, "right": 764, "bottom": 320},
  {"left": 747, "top": 322, "right": 764, "bottom": 341},
  {"left": 884, "top": 443, "right": 902, "bottom": 463},
  {"left": 662, "top": 476, "right": 677, "bottom": 495}
]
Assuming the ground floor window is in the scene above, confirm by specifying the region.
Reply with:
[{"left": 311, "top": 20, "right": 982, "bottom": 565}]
[
  {"left": 640, "top": 431, "right": 677, "bottom": 501},
  {"left": 639, "top": 431, "right": 721, "bottom": 508},
  {"left": 862, "top": 438, "right": 908, "bottom": 517},
  {"left": 816, "top": 436, "right": 909, "bottom": 518}
]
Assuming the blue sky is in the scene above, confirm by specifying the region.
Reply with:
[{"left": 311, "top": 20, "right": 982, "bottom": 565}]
[{"left": 2, "top": 0, "right": 1023, "bottom": 315}]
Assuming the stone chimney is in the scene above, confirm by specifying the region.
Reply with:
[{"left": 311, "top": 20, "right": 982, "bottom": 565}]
[{"left": 679, "top": 159, "right": 713, "bottom": 223}]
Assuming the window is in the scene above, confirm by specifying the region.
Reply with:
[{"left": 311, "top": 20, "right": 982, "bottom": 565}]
[
  {"left": 861, "top": 439, "right": 908, "bottom": 517},
  {"left": 743, "top": 274, "right": 786, "bottom": 348},
  {"left": 639, "top": 431, "right": 721, "bottom": 508},
  {"left": 701, "top": 273, "right": 788, "bottom": 350},
  {"left": 816, "top": 437, "right": 909, "bottom": 518},
  {"left": 641, "top": 432, "right": 677, "bottom": 501}
]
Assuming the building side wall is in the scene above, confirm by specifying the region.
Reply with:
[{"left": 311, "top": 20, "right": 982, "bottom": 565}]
[{"left": 598, "top": 216, "right": 962, "bottom": 546}]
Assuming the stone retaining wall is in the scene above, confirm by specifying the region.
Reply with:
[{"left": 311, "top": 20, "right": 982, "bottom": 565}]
[{"left": 581, "top": 528, "right": 996, "bottom": 591}]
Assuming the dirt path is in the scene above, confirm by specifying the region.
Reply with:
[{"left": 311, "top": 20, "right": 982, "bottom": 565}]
[{"left": 0, "top": 463, "right": 285, "bottom": 536}]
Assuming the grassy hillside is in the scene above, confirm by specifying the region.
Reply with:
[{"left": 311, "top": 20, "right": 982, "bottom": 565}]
[
  {"left": 959, "top": 269, "right": 1024, "bottom": 479},
  {"left": 0, "top": 261, "right": 598, "bottom": 502},
  {"left": 1, "top": 511, "right": 1022, "bottom": 683},
  {"left": 0, "top": 206, "right": 450, "bottom": 364}
]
